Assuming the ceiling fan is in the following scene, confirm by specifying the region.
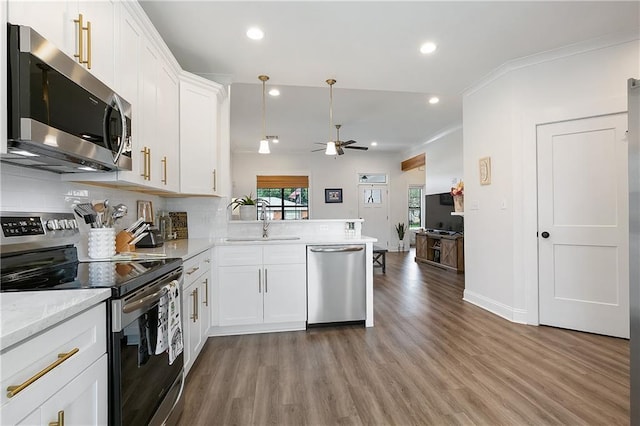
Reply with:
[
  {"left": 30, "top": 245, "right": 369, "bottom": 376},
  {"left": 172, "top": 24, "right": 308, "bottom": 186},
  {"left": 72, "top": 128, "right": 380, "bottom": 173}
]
[
  {"left": 312, "top": 124, "right": 369, "bottom": 155},
  {"left": 312, "top": 79, "right": 369, "bottom": 156}
]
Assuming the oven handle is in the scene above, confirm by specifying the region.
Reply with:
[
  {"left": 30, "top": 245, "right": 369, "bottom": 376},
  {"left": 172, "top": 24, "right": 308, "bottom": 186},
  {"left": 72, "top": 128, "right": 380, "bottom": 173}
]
[{"left": 123, "top": 284, "right": 170, "bottom": 314}]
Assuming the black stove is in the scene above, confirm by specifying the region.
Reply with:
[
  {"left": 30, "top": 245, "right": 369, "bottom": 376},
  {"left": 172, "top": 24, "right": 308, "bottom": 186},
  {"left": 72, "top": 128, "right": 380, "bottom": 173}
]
[
  {"left": 0, "top": 211, "right": 181, "bottom": 296},
  {"left": 1, "top": 211, "right": 186, "bottom": 425}
]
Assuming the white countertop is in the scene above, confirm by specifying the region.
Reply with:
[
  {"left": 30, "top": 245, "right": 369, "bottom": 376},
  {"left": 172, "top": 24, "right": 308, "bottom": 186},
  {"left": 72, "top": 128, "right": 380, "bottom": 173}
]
[
  {"left": 0, "top": 289, "right": 111, "bottom": 351},
  {"left": 133, "top": 236, "right": 377, "bottom": 258}
]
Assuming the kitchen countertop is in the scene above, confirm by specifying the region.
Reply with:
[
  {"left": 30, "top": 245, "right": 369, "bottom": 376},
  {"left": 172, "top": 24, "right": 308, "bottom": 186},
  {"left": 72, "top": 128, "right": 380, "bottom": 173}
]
[
  {"left": 1, "top": 235, "right": 378, "bottom": 351},
  {"left": 133, "top": 236, "right": 377, "bottom": 259},
  {"left": 0, "top": 289, "right": 111, "bottom": 351}
]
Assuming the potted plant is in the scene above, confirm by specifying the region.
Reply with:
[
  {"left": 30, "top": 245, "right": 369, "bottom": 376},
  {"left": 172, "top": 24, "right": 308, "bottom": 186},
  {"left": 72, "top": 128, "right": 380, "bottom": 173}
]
[
  {"left": 228, "top": 193, "right": 258, "bottom": 220},
  {"left": 395, "top": 222, "right": 406, "bottom": 252}
]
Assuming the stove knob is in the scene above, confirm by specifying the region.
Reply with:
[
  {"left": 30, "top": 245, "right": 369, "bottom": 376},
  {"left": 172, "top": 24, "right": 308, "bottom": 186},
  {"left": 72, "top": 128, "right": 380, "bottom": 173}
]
[
  {"left": 70, "top": 219, "right": 78, "bottom": 229},
  {"left": 46, "top": 219, "right": 59, "bottom": 230},
  {"left": 60, "top": 219, "right": 70, "bottom": 229}
]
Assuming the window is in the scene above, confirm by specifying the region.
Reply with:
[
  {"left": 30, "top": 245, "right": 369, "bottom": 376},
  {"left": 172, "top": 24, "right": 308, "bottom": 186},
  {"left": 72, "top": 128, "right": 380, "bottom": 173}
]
[
  {"left": 408, "top": 186, "right": 423, "bottom": 229},
  {"left": 257, "top": 175, "right": 309, "bottom": 220}
]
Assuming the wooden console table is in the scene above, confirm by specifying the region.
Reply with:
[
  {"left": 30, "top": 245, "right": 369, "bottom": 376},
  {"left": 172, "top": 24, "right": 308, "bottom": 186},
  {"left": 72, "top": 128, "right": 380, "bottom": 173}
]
[{"left": 415, "top": 232, "right": 464, "bottom": 273}]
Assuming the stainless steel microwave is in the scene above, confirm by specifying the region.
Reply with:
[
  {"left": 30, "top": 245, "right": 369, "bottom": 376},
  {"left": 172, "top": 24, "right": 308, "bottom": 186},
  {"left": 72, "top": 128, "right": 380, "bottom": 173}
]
[{"left": 4, "top": 24, "right": 132, "bottom": 173}]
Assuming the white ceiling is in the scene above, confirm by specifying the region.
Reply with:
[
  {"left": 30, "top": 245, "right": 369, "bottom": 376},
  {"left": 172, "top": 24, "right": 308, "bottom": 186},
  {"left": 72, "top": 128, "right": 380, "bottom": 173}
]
[{"left": 140, "top": 1, "right": 639, "bottom": 155}]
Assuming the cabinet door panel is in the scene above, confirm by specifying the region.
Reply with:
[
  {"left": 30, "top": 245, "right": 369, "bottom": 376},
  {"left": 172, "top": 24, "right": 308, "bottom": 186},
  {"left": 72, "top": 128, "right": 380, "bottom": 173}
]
[
  {"left": 263, "top": 264, "right": 307, "bottom": 324},
  {"left": 78, "top": 0, "right": 115, "bottom": 87},
  {"left": 184, "top": 283, "right": 201, "bottom": 373},
  {"left": 179, "top": 78, "right": 218, "bottom": 195},
  {"left": 440, "top": 239, "right": 457, "bottom": 267},
  {"left": 7, "top": 2, "right": 71, "bottom": 58},
  {"left": 40, "top": 354, "right": 108, "bottom": 426},
  {"left": 156, "top": 63, "right": 180, "bottom": 191},
  {"left": 219, "top": 266, "right": 262, "bottom": 326}
]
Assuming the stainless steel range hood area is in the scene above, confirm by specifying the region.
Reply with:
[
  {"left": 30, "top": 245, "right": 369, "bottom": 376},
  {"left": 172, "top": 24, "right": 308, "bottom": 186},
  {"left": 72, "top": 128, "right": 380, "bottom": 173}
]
[{"left": 3, "top": 24, "right": 132, "bottom": 174}]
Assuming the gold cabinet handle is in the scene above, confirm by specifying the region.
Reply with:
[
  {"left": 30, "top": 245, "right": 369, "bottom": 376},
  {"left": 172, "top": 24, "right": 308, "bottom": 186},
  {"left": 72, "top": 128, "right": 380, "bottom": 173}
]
[
  {"left": 7, "top": 348, "right": 79, "bottom": 398},
  {"left": 191, "top": 288, "right": 198, "bottom": 322},
  {"left": 185, "top": 266, "right": 200, "bottom": 276},
  {"left": 212, "top": 169, "right": 217, "bottom": 192},
  {"left": 203, "top": 278, "right": 209, "bottom": 307},
  {"left": 85, "top": 20, "right": 91, "bottom": 69},
  {"left": 146, "top": 148, "right": 151, "bottom": 180},
  {"left": 48, "top": 410, "right": 65, "bottom": 426},
  {"left": 73, "top": 14, "right": 84, "bottom": 64},
  {"left": 140, "top": 147, "right": 150, "bottom": 180},
  {"left": 161, "top": 156, "right": 167, "bottom": 185}
]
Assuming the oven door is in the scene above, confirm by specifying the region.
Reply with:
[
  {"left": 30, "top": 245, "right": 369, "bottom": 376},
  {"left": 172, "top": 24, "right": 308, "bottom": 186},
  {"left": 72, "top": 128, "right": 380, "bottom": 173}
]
[{"left": 110, "top": 269, "right": 184, "bottom": 426}]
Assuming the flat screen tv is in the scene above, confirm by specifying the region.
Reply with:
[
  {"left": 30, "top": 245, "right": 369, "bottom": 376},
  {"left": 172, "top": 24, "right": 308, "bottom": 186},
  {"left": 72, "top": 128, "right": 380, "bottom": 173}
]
[{"left": 425, "top": 192, "right": 463, "bottom": 233}]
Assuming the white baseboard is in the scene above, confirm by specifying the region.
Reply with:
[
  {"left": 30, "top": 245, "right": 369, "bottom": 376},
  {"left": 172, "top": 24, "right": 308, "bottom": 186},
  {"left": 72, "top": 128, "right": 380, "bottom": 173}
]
[{"left": 463, "top": 290, "right": 528, "bottom": 324}]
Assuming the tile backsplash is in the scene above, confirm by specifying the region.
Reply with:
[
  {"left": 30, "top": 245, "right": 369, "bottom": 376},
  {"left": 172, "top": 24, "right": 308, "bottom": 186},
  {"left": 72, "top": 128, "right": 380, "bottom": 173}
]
[
  {"left": 0, "top": 164, "right": 165, "bottom": 232},
  {"left": 1, "top": 164, "right": 231, "bottom": 243}
]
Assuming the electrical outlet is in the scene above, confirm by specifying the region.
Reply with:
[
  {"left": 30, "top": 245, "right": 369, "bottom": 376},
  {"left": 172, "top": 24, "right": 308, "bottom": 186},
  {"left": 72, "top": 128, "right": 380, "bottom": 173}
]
[{"left": 471, "top": 200, "right": 480, "bottom": 210}]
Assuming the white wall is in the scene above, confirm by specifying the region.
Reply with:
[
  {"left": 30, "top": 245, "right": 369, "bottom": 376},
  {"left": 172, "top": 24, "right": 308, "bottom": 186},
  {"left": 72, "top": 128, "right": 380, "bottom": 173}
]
[
  {"left": 231, "top": 151, "right": 425, "bottom": 248},
  {"left": 463, "top": 37, "right": 640, "bottom": 323}
]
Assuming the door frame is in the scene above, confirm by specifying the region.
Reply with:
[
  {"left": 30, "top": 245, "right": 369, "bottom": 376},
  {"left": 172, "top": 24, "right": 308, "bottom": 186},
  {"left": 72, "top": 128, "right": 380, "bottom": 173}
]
[{"left": 522, "top": 96, "right": 629, "bottom": 326}]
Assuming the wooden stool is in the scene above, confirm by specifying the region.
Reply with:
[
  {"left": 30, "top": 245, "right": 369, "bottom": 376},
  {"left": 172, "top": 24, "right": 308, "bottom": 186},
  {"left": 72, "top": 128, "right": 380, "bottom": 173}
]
[{"left": 373, "top": 246, "right": 387, "bottom": 273}]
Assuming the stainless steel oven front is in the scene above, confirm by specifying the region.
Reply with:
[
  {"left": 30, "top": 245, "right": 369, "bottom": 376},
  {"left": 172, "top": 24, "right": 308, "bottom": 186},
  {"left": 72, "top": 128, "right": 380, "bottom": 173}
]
[{"left": 110, "top": 267, "right": 185, "bottom": 426}]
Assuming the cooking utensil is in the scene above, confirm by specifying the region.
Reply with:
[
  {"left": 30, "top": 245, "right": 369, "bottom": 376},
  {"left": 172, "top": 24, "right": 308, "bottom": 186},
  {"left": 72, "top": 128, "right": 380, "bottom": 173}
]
[
  {"left": 108, "top": 204, "right": 128, "bottom": 227},
  {"left": 75, "top": 203, "right": 97, "bottom": 227}
]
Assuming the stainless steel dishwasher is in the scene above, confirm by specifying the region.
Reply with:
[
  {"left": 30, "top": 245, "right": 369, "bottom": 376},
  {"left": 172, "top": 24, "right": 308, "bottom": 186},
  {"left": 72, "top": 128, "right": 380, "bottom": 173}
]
[{"left": 307, "top": 245, "right": 366, "bottom": 325}]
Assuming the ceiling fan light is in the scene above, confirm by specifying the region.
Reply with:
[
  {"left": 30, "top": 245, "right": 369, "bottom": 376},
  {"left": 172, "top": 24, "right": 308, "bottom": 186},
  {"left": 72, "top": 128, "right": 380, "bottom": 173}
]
[
  {"left": 259, "top": 139, "right": 270, "bottom": 154},
  {"left": 325, "top": 141, "right": 337, "bottom": 156}
]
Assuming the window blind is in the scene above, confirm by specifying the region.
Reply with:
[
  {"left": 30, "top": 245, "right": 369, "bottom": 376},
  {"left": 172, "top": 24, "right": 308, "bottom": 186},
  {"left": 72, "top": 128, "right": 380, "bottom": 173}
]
[{"left": 257, "top": 175, "right": 309, "bottom": 189}]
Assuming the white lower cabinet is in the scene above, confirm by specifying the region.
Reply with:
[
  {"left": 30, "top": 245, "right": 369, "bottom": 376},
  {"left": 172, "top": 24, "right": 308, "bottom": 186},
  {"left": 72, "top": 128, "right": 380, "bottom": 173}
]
[
  {"left": 218, "top": 244, "right": 307, "bottom": 329},
  {"left": 0, "top": 304, "right": 108, "bottom": 425},
  {"left": 182, "top": 249, "right": 212, "bottom": 375}
]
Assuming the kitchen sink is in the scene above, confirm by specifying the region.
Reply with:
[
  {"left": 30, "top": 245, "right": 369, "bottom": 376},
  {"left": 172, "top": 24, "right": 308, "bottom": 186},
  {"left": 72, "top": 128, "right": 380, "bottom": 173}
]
[{"left": 224, "top": 236, "right": 301, "bottom": 242}]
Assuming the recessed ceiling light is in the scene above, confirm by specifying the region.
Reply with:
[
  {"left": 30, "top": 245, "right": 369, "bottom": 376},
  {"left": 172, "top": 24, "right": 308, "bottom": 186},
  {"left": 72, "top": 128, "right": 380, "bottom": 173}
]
[
  {"left": 269, "top": 89, "right": 280, "bottom": 97},
  {"left": 420, "top": 41, "right": 437, "bottom": 54},
  {"left": 246, "top": 27, "right": 264, "bottom": 40},
  {"left": 428, "top": 97, "right": 440, "bottom": 104},
  {"left": 371, "top": 141, "right": 378, "bottom": 146}
]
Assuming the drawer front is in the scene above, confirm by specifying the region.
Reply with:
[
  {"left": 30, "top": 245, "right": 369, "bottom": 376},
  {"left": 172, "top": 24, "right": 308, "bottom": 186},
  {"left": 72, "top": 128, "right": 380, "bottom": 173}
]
[
  {"left": 218, "top": 245, "right": 263, "bottom": 266},
  {"left": 0, "top": 303, "right": 107, "bottom": 414},
  {"left": 263, "top": 244, "right": 306, "bottom": 264},
  {"left": 183, "top": 250, "right": 211, "bottom": 287}
]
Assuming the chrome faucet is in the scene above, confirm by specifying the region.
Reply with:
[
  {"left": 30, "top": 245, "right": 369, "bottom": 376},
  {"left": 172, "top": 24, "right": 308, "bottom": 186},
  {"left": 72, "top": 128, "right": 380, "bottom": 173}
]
[{"left": 260, "top": 201, "right": 270, "bottom": 238}]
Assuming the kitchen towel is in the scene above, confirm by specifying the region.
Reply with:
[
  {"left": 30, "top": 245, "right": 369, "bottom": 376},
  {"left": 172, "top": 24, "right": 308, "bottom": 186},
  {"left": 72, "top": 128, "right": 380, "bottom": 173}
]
[{"left": 155, "top": 280, "right": 183, "bottom": 365}]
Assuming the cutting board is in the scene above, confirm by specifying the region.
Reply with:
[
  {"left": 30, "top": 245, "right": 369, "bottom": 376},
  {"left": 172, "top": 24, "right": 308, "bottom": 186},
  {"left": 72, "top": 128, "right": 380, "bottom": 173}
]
[{"left": 168, "top": 212, "right": 189, "bottom": 240}]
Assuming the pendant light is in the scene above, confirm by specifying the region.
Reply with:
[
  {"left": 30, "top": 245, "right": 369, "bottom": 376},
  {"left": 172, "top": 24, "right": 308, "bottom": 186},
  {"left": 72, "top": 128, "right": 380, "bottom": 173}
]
[
  {"left": 258, "top": 75, "right": 270, "bottom": 154},
  {"left": 325, "top": 79, "right": 338, "bottom": 156}
]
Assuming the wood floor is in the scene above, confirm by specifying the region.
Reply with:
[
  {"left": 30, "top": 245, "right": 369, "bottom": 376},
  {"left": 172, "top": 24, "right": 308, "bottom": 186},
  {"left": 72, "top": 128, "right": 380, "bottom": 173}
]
[{"left": 178, "top": 250, "right": 629, "bottom": 425}]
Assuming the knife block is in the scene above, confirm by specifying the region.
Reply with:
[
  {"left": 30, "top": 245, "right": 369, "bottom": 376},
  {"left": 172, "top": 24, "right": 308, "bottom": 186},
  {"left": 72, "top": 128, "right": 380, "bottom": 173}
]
[{"left": 116, "top": 230, "right": 135, "bottom": 253}]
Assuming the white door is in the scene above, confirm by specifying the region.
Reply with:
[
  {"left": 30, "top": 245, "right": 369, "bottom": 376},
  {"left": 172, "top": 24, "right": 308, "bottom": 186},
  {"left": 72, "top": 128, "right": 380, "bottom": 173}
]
[
  {"left": 537, "top": 113, "right": 629, "bottom": 338},
  {"left": 358, "top": 184, "right": 390, "bottom": 249}
]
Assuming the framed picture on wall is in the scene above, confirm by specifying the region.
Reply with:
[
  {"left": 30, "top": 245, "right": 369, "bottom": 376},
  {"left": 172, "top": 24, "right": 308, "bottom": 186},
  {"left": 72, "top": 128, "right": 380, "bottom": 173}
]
[{"left": 325, "top": 188, "right": 343, "bottom": 203}]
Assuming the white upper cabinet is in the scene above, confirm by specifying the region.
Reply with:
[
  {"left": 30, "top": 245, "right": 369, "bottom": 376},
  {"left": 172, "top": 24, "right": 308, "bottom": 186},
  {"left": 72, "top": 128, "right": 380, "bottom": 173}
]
[
  {"left": 113, "top": 3, "right": 145, "bottom": 186},
  {"left": 7, "top": 0, "right": 115, "bottom": 88},
  {"left": 179, "top": 72, "right": 226, "bottom": 196},
  {"left": 155, "top": 61, "right": 180, "bottom": 192}
]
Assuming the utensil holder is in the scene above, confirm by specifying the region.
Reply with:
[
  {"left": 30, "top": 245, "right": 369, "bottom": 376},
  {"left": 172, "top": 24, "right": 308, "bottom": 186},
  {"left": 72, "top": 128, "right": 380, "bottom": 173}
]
[
  {"left": 88, "top": 228, "right": 116, "bottom": 259},
  {"left": 116, "top": 230, "right": 135, "bottom": 253}
]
